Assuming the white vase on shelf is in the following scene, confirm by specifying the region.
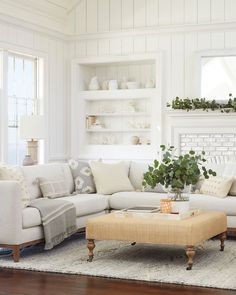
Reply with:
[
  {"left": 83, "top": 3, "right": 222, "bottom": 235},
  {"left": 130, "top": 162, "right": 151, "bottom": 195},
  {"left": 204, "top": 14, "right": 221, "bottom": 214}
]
[
  {"left": 108, "top": 80, "right": 118, "bottom": 90},
  {"left": 89, "top": 77, "right": 100, "bottom": 90}
]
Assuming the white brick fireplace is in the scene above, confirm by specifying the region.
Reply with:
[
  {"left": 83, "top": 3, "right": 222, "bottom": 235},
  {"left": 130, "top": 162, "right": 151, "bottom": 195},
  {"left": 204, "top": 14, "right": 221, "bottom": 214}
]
[{"left": 164, "top": 111, "right": 236, "bottom": 159}]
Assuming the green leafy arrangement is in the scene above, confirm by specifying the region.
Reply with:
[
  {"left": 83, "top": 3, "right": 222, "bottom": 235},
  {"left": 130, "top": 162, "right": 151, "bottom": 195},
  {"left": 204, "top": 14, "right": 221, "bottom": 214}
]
[
  {"left": 167, "top": 94, "right": 236, "bottom": 113},
  {"left": 142, "top": 145, "right": 216, "bottom": 200}
]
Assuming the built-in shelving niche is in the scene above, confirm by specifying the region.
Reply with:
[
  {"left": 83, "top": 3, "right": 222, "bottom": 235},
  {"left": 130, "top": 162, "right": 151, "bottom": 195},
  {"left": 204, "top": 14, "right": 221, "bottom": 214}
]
[{"left": 71, "top": 55, "right": 162, "bottom": 160}]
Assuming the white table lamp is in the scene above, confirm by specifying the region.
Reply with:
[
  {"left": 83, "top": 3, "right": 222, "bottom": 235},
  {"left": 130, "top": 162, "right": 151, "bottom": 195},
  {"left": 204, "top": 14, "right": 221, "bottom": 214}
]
[{"left": 20, "top": 115, "right": 45, "bottom": 164}]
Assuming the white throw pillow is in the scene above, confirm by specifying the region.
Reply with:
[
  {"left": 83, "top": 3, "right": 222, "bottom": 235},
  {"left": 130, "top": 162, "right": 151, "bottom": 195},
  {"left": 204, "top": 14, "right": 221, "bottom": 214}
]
[
  {"left": 200, "top": 176, "right": 233, "bottom": 198},
  {"left": 223, "top": 163, "right": 236, "bottom": 196},
  {"left": 0, "top": 164, "right": 30, "bottom": 208},
  {"left": 90, "top": 161, "right": 134, "bottom": 195}
]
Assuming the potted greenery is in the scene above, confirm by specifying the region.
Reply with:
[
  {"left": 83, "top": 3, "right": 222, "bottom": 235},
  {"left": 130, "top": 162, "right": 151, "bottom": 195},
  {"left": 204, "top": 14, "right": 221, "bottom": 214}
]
[{"left": 142, "top": 145, "right": 216, "bottom": 213}]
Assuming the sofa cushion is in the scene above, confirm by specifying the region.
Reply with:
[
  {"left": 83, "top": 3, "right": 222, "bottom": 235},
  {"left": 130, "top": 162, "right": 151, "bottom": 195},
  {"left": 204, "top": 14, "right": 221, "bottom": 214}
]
[
  {"left": 22, "top": 207, "right": 41, "bottom": 228},
  {"left": 90, "top": 161, "right": 134, "bottom": 195},
  {"left": 21, "top": 164, "right": 74, "bottom": 200},
  {"left": 23, "top": 194, "right": 109, "bottom": 229},
  {"left": 190, "top": 193, "right": 236, "bottom": 216},
  {"left": 60, "top": 194, "right": 109, "bottom": 217},
  {"left": 109, "top": 191, "right": 165, "bottom": 210}
]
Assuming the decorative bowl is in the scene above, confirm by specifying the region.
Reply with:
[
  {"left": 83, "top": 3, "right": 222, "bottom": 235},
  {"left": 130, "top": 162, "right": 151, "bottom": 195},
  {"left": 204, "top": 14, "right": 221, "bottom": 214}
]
[{"left": 127, "top": 82, "right": 140, "bottom": 89}]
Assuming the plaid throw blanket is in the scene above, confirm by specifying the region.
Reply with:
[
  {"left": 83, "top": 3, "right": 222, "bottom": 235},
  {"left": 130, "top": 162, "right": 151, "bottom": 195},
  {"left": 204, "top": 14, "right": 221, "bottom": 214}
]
[{"left": 30, "top": 198, "right": 77, "bottom": 250}]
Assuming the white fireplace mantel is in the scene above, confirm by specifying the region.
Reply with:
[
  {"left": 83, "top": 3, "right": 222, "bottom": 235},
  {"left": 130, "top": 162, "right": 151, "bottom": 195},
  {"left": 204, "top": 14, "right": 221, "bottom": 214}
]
[{"left": 163, "top": 110, "right": 236, "bottom": 156}]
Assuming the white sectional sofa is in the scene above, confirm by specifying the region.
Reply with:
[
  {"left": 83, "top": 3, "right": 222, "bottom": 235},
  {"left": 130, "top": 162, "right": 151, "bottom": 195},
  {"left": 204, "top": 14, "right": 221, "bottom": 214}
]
[{"left": 0, "top": 160, "right": 236, "bottom": 262}]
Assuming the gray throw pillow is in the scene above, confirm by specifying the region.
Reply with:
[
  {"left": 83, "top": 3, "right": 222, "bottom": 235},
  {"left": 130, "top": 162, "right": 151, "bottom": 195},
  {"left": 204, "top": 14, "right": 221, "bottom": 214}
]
[
  {"left": 37, "top": 178, "right": 70, "bottom": 199},
  {"left": 69, "top": 160, "right": 96, "bottom": 194}
]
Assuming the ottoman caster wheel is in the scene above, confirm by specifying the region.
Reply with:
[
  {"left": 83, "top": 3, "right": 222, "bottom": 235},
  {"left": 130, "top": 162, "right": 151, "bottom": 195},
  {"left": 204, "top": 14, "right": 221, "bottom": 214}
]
[{"left": 131, "top": 242, "right": 136, "bottom": 246}]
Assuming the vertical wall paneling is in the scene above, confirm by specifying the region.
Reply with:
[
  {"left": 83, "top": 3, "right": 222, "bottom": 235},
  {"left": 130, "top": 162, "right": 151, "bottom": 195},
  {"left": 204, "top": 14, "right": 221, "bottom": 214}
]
[
  {"left": 225, "top": 31, "right": 236, "bottom": 49},
  {"left": 110, "top": 39, "right": 122, "bottom": 55},
  {"left": 146, "top": 35, "right": 158, "bottom": 52},
  {"left": 171, "top": 0, "right": 184, "bottom": 25},
  {"left": 146, "top": 0, "right": 159, "bottom": 27},
  {"left": 184, "top": 32, "right": 198, "bottom": 97},
  {"left": 211, "top": 32, "right": 225, "bottom": 49},
  {"left": 98, "top": 0, "right": 110, "bottom": 32},
  {"left": 75, "top": 0, "right": 86, "bottom": 34},
  {"left": 98, "top": 39, "right": 110, "bottom": 55},
  {"left": 159, "top": 0, "right": 171, "bottom": 25},
  {"left": 184, "top": 0, "right": 197, "bottom": 24},
  {"left": 225, "top": 0, "right": 236, "bottom": 22},
  {"left": 197, "top": 32, "right": 211, "bottom": 50},
  {"left": 211, "top": 0, "right": 225, "bottom": 23},
  {"left": 134, "top": 0, "right": 146, "bottom": 28},
  {"left": 86, "top": 0, "right": 98, "bottom": 33},
  {"left": 86, "top": 40, "right": 98, "bottom": 56},
  {"left": 110, "top": 0, "right": 122, "bottom": 31},
  {"left": 171, "top": 34, "right": 185, "bottom": 98},
  {"left": 133, "top": 35, "right": 146, "bottom": 53},
  {"left": 34, "top": 34, "right": 49, "bottom": 52},
  {"left": 197, "top": 0, "right": 211, "bottom": 23},
  {"left": 76, "top": 41, "right": 86, "bottom": 57},
  {"left": 122, "top": 0, "right": 134, "bottom": 30},
  {"left": 158, "top": 34, "right": 171, "bottom": 103},
  {"left": 121, "top": 37, "right": 134, "bottom": 55}
]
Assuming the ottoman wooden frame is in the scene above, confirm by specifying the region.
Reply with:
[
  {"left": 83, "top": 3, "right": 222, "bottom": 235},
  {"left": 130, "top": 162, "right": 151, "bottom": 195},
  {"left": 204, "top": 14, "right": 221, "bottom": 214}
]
[{"left": 86, "top": 211, "right": 227, "bottom": 270}]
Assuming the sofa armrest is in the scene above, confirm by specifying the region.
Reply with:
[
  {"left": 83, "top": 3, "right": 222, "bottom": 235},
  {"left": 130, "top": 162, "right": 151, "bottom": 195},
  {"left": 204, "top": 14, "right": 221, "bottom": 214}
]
[{"left": 0, "top": 181, "right": 22, "bottom": 245}]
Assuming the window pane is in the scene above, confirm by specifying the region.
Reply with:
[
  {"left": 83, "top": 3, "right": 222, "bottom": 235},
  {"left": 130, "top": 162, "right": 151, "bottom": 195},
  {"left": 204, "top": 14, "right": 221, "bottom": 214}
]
[
  {"left": 201, "top": 56, "right": 236, "bottom": 100},
  {"left": 7, "top": 54, "right": 38, "bottom": 165}
]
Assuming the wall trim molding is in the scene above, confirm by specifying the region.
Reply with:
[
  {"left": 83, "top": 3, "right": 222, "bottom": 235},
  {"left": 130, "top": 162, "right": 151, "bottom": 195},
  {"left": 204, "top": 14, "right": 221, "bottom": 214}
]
[
  {"left": 72, "top": 22, "right": 236, "bottom": 41},
  {"left": 0, "top": 13, "right": 68, "bottom": 41}
]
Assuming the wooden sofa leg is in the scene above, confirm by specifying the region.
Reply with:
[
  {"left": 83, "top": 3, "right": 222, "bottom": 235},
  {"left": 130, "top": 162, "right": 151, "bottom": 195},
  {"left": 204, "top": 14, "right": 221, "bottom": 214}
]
[{"left": 12, "top": 246, "right": 20, "bottom": 262}]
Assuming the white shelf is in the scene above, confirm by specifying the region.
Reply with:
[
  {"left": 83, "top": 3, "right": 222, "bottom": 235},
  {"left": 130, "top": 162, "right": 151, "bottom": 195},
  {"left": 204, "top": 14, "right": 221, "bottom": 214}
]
[
  {"left": 86, "top": 128, "right": 151, "bottom": 133},
  {"left": 81, "top": 89, "right": 156, "bottom": 100},
  {"left": 86, "top": 112, "right": 148, "bottom": 117}
]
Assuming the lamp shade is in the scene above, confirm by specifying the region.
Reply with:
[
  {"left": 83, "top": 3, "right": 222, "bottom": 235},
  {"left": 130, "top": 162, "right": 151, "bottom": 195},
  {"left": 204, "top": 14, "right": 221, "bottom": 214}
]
[{"left": 20, "top": 115, "right": 45, "bottom": 140}]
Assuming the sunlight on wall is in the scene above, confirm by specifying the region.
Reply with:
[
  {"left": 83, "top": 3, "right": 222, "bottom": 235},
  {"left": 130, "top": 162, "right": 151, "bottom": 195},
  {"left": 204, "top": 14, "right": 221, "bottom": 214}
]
[{"left": 201, "top": 56, "right": 236, "bottom": 101}]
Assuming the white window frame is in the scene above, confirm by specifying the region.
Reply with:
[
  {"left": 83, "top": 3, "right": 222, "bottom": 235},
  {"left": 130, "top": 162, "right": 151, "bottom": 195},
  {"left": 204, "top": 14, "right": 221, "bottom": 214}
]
[{"left": 0, "top": 46, "right": 48, "bottom": 164}]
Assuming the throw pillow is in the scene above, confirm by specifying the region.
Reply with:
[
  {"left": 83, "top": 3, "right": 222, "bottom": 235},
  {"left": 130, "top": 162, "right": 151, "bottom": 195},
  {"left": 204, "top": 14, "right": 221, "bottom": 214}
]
[
  {"left": 90, "top": 161, "right": 134, "bottom": 195},
  {"left": 69, "top": 159, "right": 96, "bottom": 194},
  {"left": 223, "top": 163, "right": 236, "bottom": 196},
  {"left": 200, "top": 176, "right": 233, "bottom": 198},
  {"left": 38, "top": 178, "right": 70, "bottom": 199},
  {"left": 0, "top": 163, "right": 30, "bottom": 208}
]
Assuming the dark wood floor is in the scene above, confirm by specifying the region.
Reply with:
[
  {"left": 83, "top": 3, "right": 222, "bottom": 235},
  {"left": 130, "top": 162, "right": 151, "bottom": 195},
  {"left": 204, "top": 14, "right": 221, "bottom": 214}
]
[{"left": 0, "top": 269, "right": 235, "bottom": 295}]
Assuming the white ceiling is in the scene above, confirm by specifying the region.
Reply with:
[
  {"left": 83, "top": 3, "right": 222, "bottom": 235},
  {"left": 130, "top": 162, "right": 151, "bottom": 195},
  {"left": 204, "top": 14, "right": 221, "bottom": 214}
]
[{"left": 0, "top": 0, "right": 81, "bottom": 34}]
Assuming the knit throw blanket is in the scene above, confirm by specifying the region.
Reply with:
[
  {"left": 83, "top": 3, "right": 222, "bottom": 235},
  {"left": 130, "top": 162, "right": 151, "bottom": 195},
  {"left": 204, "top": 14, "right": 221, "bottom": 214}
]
[{"left": 30, "top": 198, "right": 77, "bottom": 250}]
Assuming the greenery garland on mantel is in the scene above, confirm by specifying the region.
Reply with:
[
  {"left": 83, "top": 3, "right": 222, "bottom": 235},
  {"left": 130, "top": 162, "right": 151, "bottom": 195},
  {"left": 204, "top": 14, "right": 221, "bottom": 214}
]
[{"left": 167, "top": 94, "right": 236, "bottom": 113}]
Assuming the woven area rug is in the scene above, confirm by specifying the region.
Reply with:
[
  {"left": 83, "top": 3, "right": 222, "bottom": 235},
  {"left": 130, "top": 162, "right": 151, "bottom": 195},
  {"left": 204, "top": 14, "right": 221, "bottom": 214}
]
[{"left": 0, "top": 234, "right": 236, "bottom": 290}]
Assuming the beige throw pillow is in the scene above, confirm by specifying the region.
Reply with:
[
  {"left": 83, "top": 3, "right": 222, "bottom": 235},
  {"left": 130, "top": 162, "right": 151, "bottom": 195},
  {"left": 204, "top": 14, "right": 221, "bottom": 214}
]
[
  {"left": 0, "top": 164, "right": 30, "bottom": 208},
  {"left": 200, "top": 176, "right": 233, "bottom": 198},
  {"left": 90, "top": 161, "right": 134, "bottom": 195},
  {"left": 223, "top": 163, "right": 236, "bottom": 196},
  {"left": 38, "top": 178, "right": 70, "bottom": 199}
]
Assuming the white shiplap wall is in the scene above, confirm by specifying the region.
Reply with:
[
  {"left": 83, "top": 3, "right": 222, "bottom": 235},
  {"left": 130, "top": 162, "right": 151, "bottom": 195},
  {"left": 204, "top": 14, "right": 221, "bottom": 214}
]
[
  {"left": 71, "top": 0, "right": 236, "bottom": 105},
  {"left": 0, "top": 20, "right": 69, "bottom": 162}
]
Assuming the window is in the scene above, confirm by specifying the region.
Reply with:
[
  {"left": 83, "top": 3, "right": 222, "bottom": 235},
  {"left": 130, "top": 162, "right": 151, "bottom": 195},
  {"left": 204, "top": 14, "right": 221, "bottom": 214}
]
[
  {"left": 7, "top": 53, "right": 38, "bottom": 165},
  {"left": 201, "top": 56, "right": 236, "bottom": 101}
]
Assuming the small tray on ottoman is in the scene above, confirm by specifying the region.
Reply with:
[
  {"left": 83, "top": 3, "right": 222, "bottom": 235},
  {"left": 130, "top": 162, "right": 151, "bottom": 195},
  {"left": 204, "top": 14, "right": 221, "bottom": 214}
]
[{"left": 114, "top": 206, "right": 199, "bottom": 220}]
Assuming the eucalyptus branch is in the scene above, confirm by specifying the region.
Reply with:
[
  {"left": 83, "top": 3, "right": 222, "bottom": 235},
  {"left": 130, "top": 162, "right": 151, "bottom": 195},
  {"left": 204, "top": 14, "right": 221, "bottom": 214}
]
[{"left": 167, "top": 94, "right": 236, "bottom": 113}]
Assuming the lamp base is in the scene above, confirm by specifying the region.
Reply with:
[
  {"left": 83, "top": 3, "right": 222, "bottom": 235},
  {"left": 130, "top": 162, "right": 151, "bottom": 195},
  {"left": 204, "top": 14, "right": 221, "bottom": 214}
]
[{"left": 27, "top": 140, "right": 38, "bottom": 165}]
